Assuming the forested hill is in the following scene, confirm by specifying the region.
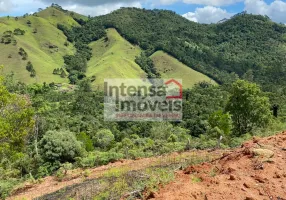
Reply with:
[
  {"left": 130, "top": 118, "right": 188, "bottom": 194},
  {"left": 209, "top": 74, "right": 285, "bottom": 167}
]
[
  {"left": 1, "top": 6, "right": 286, "bottom": 90},
  {"left": 65, "top": 8, "right": 286, "bottom": 90}
]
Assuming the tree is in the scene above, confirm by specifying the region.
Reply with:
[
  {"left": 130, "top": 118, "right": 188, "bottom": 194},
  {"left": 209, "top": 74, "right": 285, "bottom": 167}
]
[
  {"left": 30, "top": 69, "right": 36, "bottom": 77},
  {"left": 53, "top": 68, "right": 58, "bottom": 75},
  {"left": 0, "top": 65, "right": 34, "bottom": 156},
  {"left": 208, "top": 111, "right": 232, "bottom": 137},
  {"left": 77, "top": 132, "right": 93, "bottom": 152},
  {"left": 39, "top": 130, "right": 83, "bottom": 163},
  {"left": 27, "top": 20, "right": 32, "bottom": 26},
  {"left": 207, "top": 111, "right": 233, "bottom": 146},
  {"left": 149, "top": 122, "right": 174, "bottom": 140},
  {"left": 60, "top": 70, "right": 67, "bottom": 78},
  {"left": 14, "top": 28, "right": 25, "bottom": 35},
  {"left": 78, "top": 78, "right": 92, "bottom": 92},
  {"left": 93, "top": 129, "right": 115, "bottom": 150},
  {"left": 242, "top": 69, "right": 254, "bottom": 82},
  {"left": 26, "top": 61, "right": 33, "bottom": 72},
  {"left": 225, "top": 80, "right": 272, "bottom": 136}
]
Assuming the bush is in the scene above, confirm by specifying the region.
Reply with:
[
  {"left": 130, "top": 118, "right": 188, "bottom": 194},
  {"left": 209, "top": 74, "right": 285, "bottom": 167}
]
[
  {"left": 39, "top": 130, "right": 83, "bottom": 163},
  {"left": 0, "top": 179, "right": 18, "bottom": 199},
  {"left": 93, "top": 129, "right": 115, "bottom": 150},
  {"left": 13, "top": 28, "right": 25, "bottom": 35},
  {"left": 76, "top": 151, "right": 124, "bottom": 168},
  {"left": 77, "top": 132, "right": 93, "bottom": 152}
]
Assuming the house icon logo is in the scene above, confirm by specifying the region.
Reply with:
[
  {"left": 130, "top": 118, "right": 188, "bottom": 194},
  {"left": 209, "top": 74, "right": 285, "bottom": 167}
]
[{"left": 165, "top": 79, "right": 183, "bottom": 99}]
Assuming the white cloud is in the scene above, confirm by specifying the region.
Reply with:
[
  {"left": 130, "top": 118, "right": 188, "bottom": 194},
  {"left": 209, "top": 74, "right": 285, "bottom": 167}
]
[
  {"left": 245, "top": 0, "right": 286, "bottom": 23},
  {"left": 0, "top": 0, "right": 14, "bottom": 12},
  {"left": 183, "top": 6, "right": 233, "bottom": 23},
  {"left": 63, "top": 1, "right": 142, "bottom": 16},
  {"left": 151, "top": 0, "right": 243, "bottom": 6},
  {"left": 37, "top": 0, "right": 140, "bottom": 6},
  {"left": 182, "top": 0, "right": 243, "bottom": 6}
]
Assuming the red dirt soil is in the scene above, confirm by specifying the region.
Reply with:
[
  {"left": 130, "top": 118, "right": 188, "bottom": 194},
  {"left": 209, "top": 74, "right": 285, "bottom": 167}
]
[
  {"left": 9, "top": 150, "right": 223, "bottom": 200},
  {"left": 153, "top": 132, "right": 286, "bottom": 200}
]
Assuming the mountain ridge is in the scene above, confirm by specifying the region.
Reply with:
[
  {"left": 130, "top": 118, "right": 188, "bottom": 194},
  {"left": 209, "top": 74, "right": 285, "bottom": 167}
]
[{"left": 1, "top": 6, "right": 286, "bottom": 91}]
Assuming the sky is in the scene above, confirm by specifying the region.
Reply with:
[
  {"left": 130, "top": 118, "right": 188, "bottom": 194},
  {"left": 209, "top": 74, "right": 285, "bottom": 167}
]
[{"left": 0, "top": 0, "right": 286, "bottom": 24}]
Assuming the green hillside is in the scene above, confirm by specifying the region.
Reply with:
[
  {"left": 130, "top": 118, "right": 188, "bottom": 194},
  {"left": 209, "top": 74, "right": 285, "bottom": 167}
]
[
  {"left": 151, "top": 51, "right": 216, "bottom": 88},
  {"left": 2, "top": 7, "right": 286, "bottom": 90},
  {"left": 0, "top": 9, "right": 77, "bottom": 84},
  {"left": 87, "top": 28, "right": 146, "bottom": 88},
  {"left": 77, "top": 9, "right": 286, "bottom": 90},
  {"left": 37, "top": 7, "right": 83, "bottom": 28}
]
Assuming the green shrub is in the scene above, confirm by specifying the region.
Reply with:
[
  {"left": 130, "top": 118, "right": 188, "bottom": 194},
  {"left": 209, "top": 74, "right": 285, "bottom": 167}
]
[
  {"left": 0, "top": 179, "right": 18, "bottom": 199},
  {"left": 93, "top": 129, "right": 115, "bottom": 150},
  {"left": 39, "top": 130, "right": 83, "bottom": 163},
  {"left": 77, "top": 132, "right": 93, "bottom": 152}
]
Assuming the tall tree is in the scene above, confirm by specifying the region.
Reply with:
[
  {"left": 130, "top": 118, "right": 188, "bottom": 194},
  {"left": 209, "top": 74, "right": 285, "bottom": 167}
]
[
  {"left": 0, "top": 66, "right": 34, "bottom": 156},
  {"left": 225, "top": 80, "right": 272, "bottom": 136}
]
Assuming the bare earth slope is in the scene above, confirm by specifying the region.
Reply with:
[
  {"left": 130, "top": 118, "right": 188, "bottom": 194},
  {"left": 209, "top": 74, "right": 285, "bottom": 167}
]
[
  {"left": 154, "top": 132, "right": 286, "bottom": 200},
  {"left": 8, "top": 132, "right": 286, "bottom": 200}
]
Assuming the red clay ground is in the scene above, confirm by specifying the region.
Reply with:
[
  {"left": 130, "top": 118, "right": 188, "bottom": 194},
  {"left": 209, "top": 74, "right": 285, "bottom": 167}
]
[
  {"left": 153, "top": 132, "right": 286, "bottom": 200},
  {"left": 9, "top": 150, "right": 223, "bottom": 200}
]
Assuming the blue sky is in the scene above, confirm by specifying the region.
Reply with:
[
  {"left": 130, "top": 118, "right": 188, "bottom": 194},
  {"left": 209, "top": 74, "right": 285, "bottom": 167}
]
[{"left": 0, "top": 0, "right": 286, "bottom": 24}]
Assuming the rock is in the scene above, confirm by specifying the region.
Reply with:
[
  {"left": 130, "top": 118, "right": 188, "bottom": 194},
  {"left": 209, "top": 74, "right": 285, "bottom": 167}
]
[
  {"left": 253, "top": 137, "right": 260, "bottom": 143},
  {"left": 243, "top": 183, "right": 251, "bottom": 188},
  {"left": 192, "top": 193, "right": 197, "bottom": 199},
  {"left": 274, "top": 172, "right": 281, "bottom": 178},
  {"left": 252, "top": 149, "right": 274, "bottom": 158},
  {"left": 253, "top": 175, "right": 266, "bottom": 183},
  {"left": 245, "top": 197, "right": 255, "bottom": 200},
  {"left": 229, "top": 174, "right": 236, "bottom": 180},
  {"left": 227, "top": 167, "right": 236, "bottom": 173}
]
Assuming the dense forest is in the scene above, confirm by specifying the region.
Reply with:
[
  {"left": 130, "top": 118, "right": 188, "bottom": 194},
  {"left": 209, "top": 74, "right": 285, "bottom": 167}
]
[
  {"left": 1, "top": 6, "right": 286, "bottom": 199},
  {"left": 61, "top": 8, "right": 286, "bottom": 89}
]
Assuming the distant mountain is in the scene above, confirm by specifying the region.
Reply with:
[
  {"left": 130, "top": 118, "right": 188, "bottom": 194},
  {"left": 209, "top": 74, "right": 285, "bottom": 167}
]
[
  {"left": 0, "top": 6, "right": 82, "bottom": 84},
  {"left": 1, "top": 6, "right": 286, "bottom": 91},
  {"left": 217, "top": 18, "right": 229, "bottom": 24}
]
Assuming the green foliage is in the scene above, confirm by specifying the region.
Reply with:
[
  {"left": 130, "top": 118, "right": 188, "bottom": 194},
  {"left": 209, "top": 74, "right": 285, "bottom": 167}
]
[
  {"left": 18, "top": 47, "right": 28, "bottom": 60},
  {"left": 39, "top": 130, "right": 83, "bottom": 163},
  {"left": 55, "top": 162, "right": 73, "bottom": 181},
  {"left": 151, "top": 51, "right": 216, "bottom": 88},
  {"left": 26, "top": 61, "right": 33, "bottom": 72},
  {"left": 26, "top": 20, "right": 32, "bottom": 26},
  {"left": 75, "top": 152, "right": 124, "bottom": 168},
  {"left": 0, "top": 179, "right": 18, "bottom": 199},
  {"left": 1, "top": 30, "right": 15, "bottom": 45},
  {"left": 0, "top": 68, "right": 34, "bottom": 156},
  {"left": 191, "top": 176, "right": 202, "bottom": 183},
  {"left": 208, "top": 110, "right": 232, "bottom": 139},
  {"left": 135, "top": 52, "right": 160, "bottom": 78},
  {"left": 13, "top": 28, "right": 25, "bottom": 35},
  {"left": 182, "top": 84, "right": 229, "bottom": 136},
  {"left": 150, "top": 122, "right": 189, "bottom": 141},
  {"left": 60, "top": 70, "right": 67, "bottom": 78},
  {"left": 77, "top": 132, "right": 93, "bottom": 152},
  {"left": 2, "top": 9, "right": 286, "bottom": 197},
  {"left": 93, "top": 129, "right": 115, "bottom": 150},
  {"left": 226, "top": 80, "right": 272, "bottom": 135}
]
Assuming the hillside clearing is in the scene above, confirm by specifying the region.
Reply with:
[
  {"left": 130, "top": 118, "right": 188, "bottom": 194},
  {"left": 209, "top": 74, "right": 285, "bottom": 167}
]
[
  {"left": 151, "top": 51, "right": 216, "bottom": 88},
  {"left": 0, "top": 10, "right": 77, "bottom": 84},
  {"left": 87, "top": 28, "right": 147, "bottom": 88}
]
